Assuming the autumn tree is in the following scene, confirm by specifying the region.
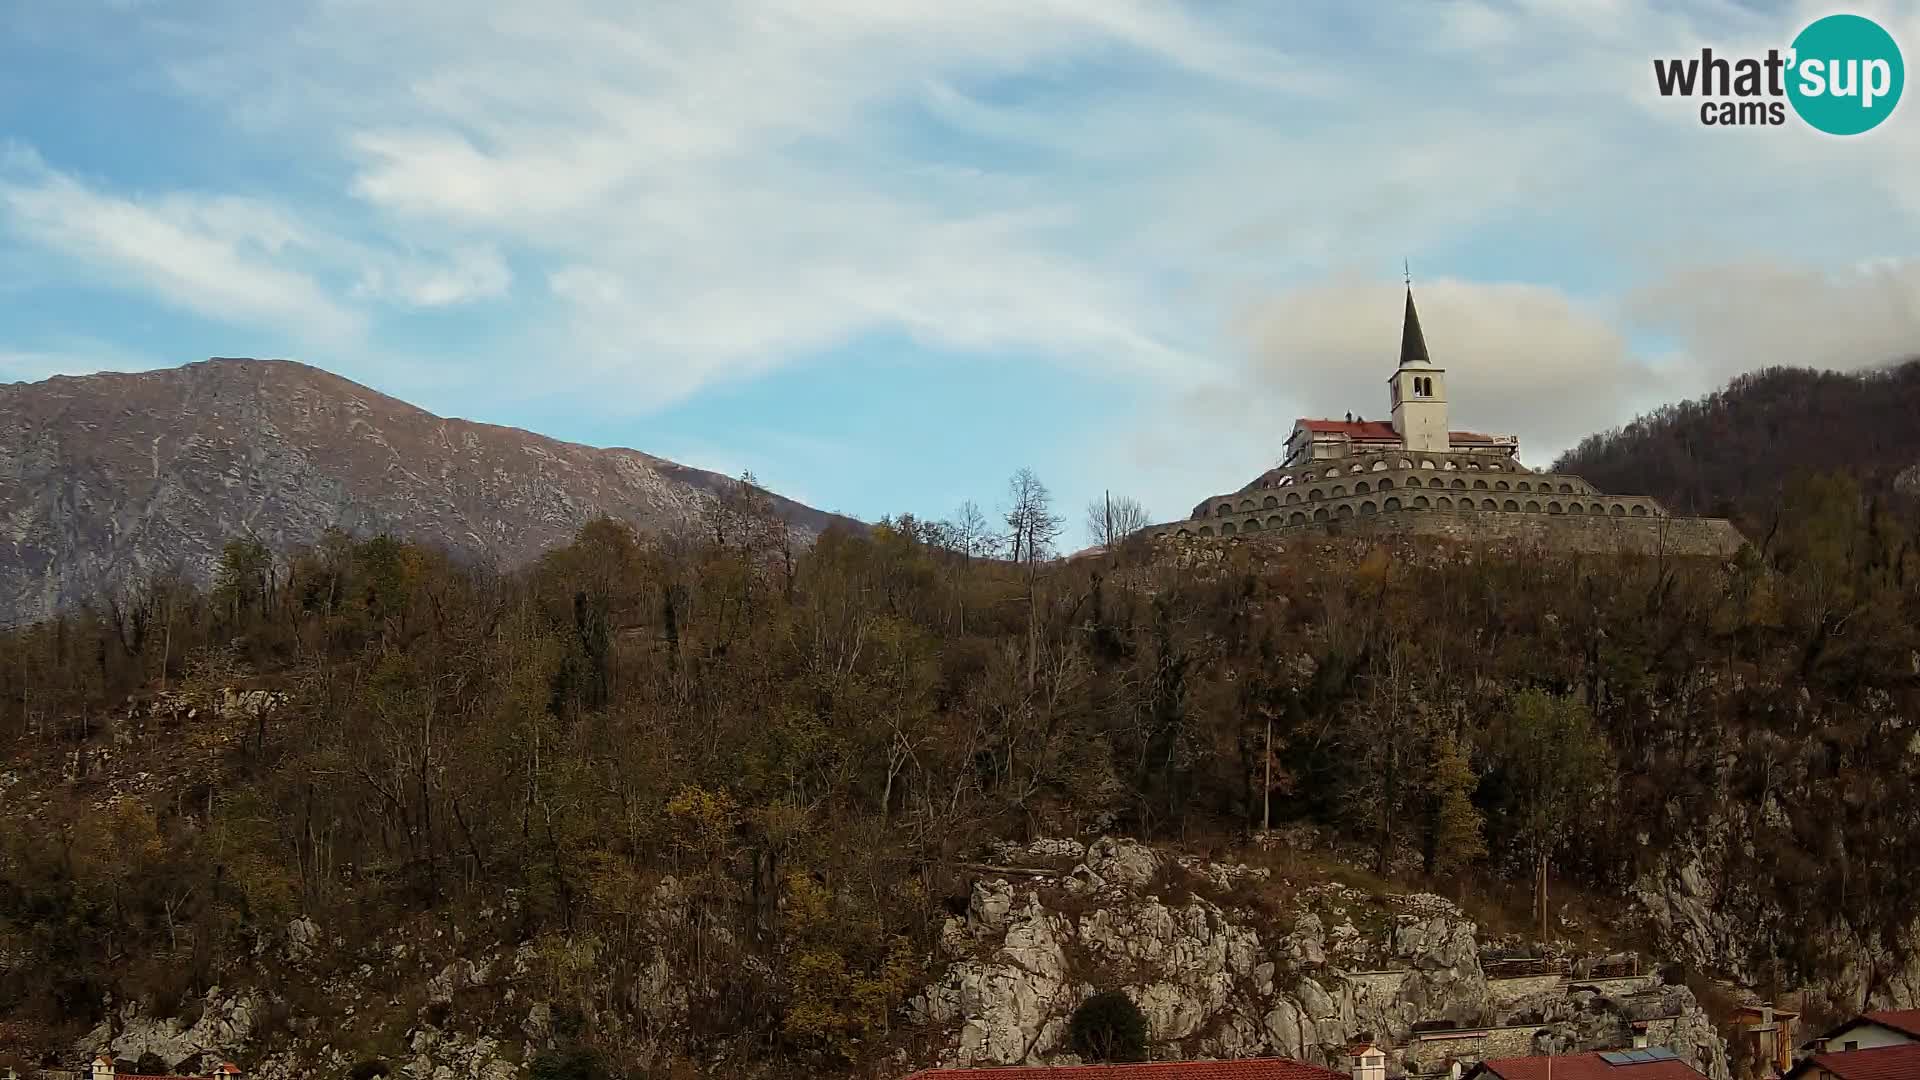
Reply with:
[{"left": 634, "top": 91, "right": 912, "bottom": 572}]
[
  {"left": 1428, "top": 731, "right": 1486, "bottom": 876},
  {"left": 1495, "top": 689, "right": 1613, "bottom": 941}
]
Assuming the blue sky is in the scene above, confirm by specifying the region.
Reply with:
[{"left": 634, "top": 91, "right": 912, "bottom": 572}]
[{"left": 4, "top": 0, "right": 1920, "bottom": 544}]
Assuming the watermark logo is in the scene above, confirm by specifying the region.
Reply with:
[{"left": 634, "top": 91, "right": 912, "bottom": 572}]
[{"left": 1653, "top": 12, "right": 1903, "bottom": 134}]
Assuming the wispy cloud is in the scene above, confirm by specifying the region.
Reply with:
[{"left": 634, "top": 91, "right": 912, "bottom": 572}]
[{"left": 0, "top": 160, "right": 364, "bottom": 343}]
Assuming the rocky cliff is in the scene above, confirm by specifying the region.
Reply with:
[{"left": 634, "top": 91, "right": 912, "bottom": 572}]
[
  {"left": 0, "top": 359, "right": 856, "bottom": 625},
  {"left": 46, "top": 835, "right": 1729, "bottom": 1080},
  {"left": 911, "top": 837, "right": 1727, "bottom": 1078}
]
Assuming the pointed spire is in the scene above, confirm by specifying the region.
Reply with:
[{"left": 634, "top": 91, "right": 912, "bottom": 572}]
[{"left": 1399, "top": 283, "right": 1431, "bottom": 368}]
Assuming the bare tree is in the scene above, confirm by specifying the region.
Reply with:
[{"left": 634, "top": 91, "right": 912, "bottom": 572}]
[
  {"left": 1003, "top": 468, "right": 1064, "bottom": 571},
  {"left": 940, "top": 500, "right": 998, "bottom": 563},
  {"left": 1084, "top": 492, "right": 1151, "bottom": 549}
]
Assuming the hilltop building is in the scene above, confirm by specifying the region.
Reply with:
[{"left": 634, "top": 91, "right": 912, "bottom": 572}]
[{"left": 1141, "top": 285, "right": 1745, "bottom": 557}]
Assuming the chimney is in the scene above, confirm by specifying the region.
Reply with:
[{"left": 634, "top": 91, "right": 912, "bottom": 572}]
[
  {"left": 1350, "top": 1042, "right": 1387, "bottom": 1080},
  {"left": 92, "top": 1057, "right": 116, "bottom": 1080},
  {"left": 1761, "top": 1003, "right": 1774, "bottom": 1026},
  {"left": 1632, "top": 1033, "right": 1649, "bottom": 1049},
  {"left": 211, "top": 1064, "right": 242, "bottom": 1080}
]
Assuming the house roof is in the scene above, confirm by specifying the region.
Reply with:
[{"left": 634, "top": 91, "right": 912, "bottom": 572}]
[
  {"left": 1863, "top": 1009, "right": 1920, "bottom": 1038},
  {"left": 1788, "top": 1043, "right": 1920, "bottom": 1079},
  {"left": 1466, "top": 1051, "right": 1708, "bottom": 1080},
  {"left": 89, "top": 1062, "right": 237, "bottom": 1080},
  {"left": 1806, "top": 1009, "right": 1920, "bottom": 1049},
  {"left": 901, "top": 1059, "right": 1346, "bottom": 1080}
]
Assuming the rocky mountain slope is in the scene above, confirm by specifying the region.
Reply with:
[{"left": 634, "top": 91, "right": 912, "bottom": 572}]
[{"left": 0, "top": 359, "right": 856, "bottom": 625}]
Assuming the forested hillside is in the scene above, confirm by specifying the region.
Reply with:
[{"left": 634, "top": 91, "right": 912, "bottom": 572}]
[
  {"left": 0, "top": 469, "right": 1916, "bottom": 1077},
  {"left": 1553, "top": 359, "right": 1920, "bottom": 530}
]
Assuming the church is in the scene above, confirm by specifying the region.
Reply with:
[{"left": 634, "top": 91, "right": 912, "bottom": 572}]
[{"left": 1140, "top": 286, "right": 1746, "bottom": 556}]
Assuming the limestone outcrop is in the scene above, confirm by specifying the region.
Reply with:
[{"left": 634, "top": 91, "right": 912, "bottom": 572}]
[{"left": 910, "top": 837, "right": 1728, "bottom": 1078}]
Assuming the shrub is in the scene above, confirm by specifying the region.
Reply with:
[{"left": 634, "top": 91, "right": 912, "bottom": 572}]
[
  {"left": 1069, "top": 990, "right": 1148, "bottom": 1063},
  {"left": 134, "top": 1054, "right": 169, "bottom": 1076},
  {"left": 349, "top": 1060, "right": 390, "bottom": 1080},
  {"left": 528, "top": 1047, "right": 605, "bottom": 1080}
]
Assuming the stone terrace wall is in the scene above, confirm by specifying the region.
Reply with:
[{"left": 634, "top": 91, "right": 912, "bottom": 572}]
[
  {"left": 1150, "top": 509, "right": 1747, "bottom": 559},
  {"left": 1403, "top": 1025, "right": 1543, "bottom": 1074},
  {"left": 1486, "top": 973, "right": 1573, "bottom": 1010},
  {"left": 1353, "top": 509, "right": 1747, "bottom": 557}
]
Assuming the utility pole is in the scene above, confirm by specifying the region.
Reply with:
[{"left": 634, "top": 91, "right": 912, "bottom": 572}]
[{"left": 1540, "top": 855, "right": 1550, "bottom": 944}]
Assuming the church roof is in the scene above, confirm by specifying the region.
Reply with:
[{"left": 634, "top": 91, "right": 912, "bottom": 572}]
[
  {"left": 1294, "top": 419, "right": 1505, "bottom": 445},
  {"left": 1399, "top": 286, "right": 1432, "bottom": 368},
  {"left": 1298, "top": 419, "right": 1400, "bottom": 440}
]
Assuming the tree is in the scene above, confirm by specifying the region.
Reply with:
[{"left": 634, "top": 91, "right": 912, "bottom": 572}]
[
  {"left": 1069, "top": 990, "right": 1148, "bottom": 1063},
  {"left": 214, "top": 536, "right": 273, "bottom": 626},
  {"left": 1002, "top": 468, "right": 1063, "bottom": 569},
  {"left": 1428, "top": 731, "right": 1486, "bottom": 876},
  {"left": 939, "top": 500, "right": 997, "bottom": 563},
  {"left": 1496, "top": 689, "right": 1612, "bottom": 941},
  {"left": 1084, "top": 493, "right": 1152, "bottom": 550}
]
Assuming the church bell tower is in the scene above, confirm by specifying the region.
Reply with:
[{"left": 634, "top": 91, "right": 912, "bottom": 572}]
[{"left": 1388, "top": 283, "right": 1448, "bottom": 454}]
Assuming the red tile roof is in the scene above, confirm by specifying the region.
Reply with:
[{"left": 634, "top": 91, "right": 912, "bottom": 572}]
[
  {"left": 1798, "top": 1043, "right": 1920, "bottom": 1079},
  {"left": 1292, "top": 419, "right": 1504, "bottom": 445},
  {"left": 1471, "top": 1052, "right": 1707, "bottom": 1080},
  {"left": 902, "top": 1059, "right": 1345, "bottom": 1079},
  {"left": 1863, "top": 1009, "right": 1920, "bottom": 1038},
  {"left": 1296, "top": 420, "right": 1400, "bottom": 440}
]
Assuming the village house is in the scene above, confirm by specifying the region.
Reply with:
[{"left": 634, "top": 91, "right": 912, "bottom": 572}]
[
  {"left": 83, "top": 1057, "right": 243, "bottom": 1080},
  {"left": 1800, "top": 1010, "right": 1920, "bottom": 1055},
  {"left": 901, "top": 1042, "right": 1384, "bottom": 1079},
  {"left": 1462, "top": 1048, "right": 1708, "bottom": 1080},
  {"left": 1728, "top": 1002, "right": 1799, "bottom": 1078},
  {"left": 1781, "top": 1009, "right": 1920, "bottom": 1079}
]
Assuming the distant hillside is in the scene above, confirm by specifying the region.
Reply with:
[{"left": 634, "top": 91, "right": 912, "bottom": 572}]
[
  {"left": 0, "top": 358, "right": 860, "bottom": 624},
  {"left": 1553, "top": 359, "right": 1920, "bottom": 529}
]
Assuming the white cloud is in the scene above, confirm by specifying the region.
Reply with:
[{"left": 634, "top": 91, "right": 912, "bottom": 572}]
[
  {"left": 0, "top": 167, "right": 363, "bottom": 342},
  {"left": 1625, "top": 258, "right": 1920, "bottom": 384},
  {"left": 353, "top": 245, "right": 512, "bottom": 308}
]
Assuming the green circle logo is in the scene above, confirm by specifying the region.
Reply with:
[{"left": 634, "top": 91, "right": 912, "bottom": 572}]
[{"left": 1788, "top": 14, "right": 1904, "bottom": 135}]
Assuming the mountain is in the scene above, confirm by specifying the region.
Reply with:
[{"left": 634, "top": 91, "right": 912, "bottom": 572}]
[
  {"left": 0, "top": 357, "right": 858, "bottom": 625},
  {"left": 1552, "top": 359, "right": 1920, "bottom": 530}
]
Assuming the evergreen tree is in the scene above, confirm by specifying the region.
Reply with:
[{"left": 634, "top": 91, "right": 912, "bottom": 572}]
[{"left": 1429, "top": 732, "right": 1486, "bottom": 875}]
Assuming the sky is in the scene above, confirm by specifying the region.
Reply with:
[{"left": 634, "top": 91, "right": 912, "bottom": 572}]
[{"left": 3, "top": 0, "right": 1920, "bottom": 547}]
